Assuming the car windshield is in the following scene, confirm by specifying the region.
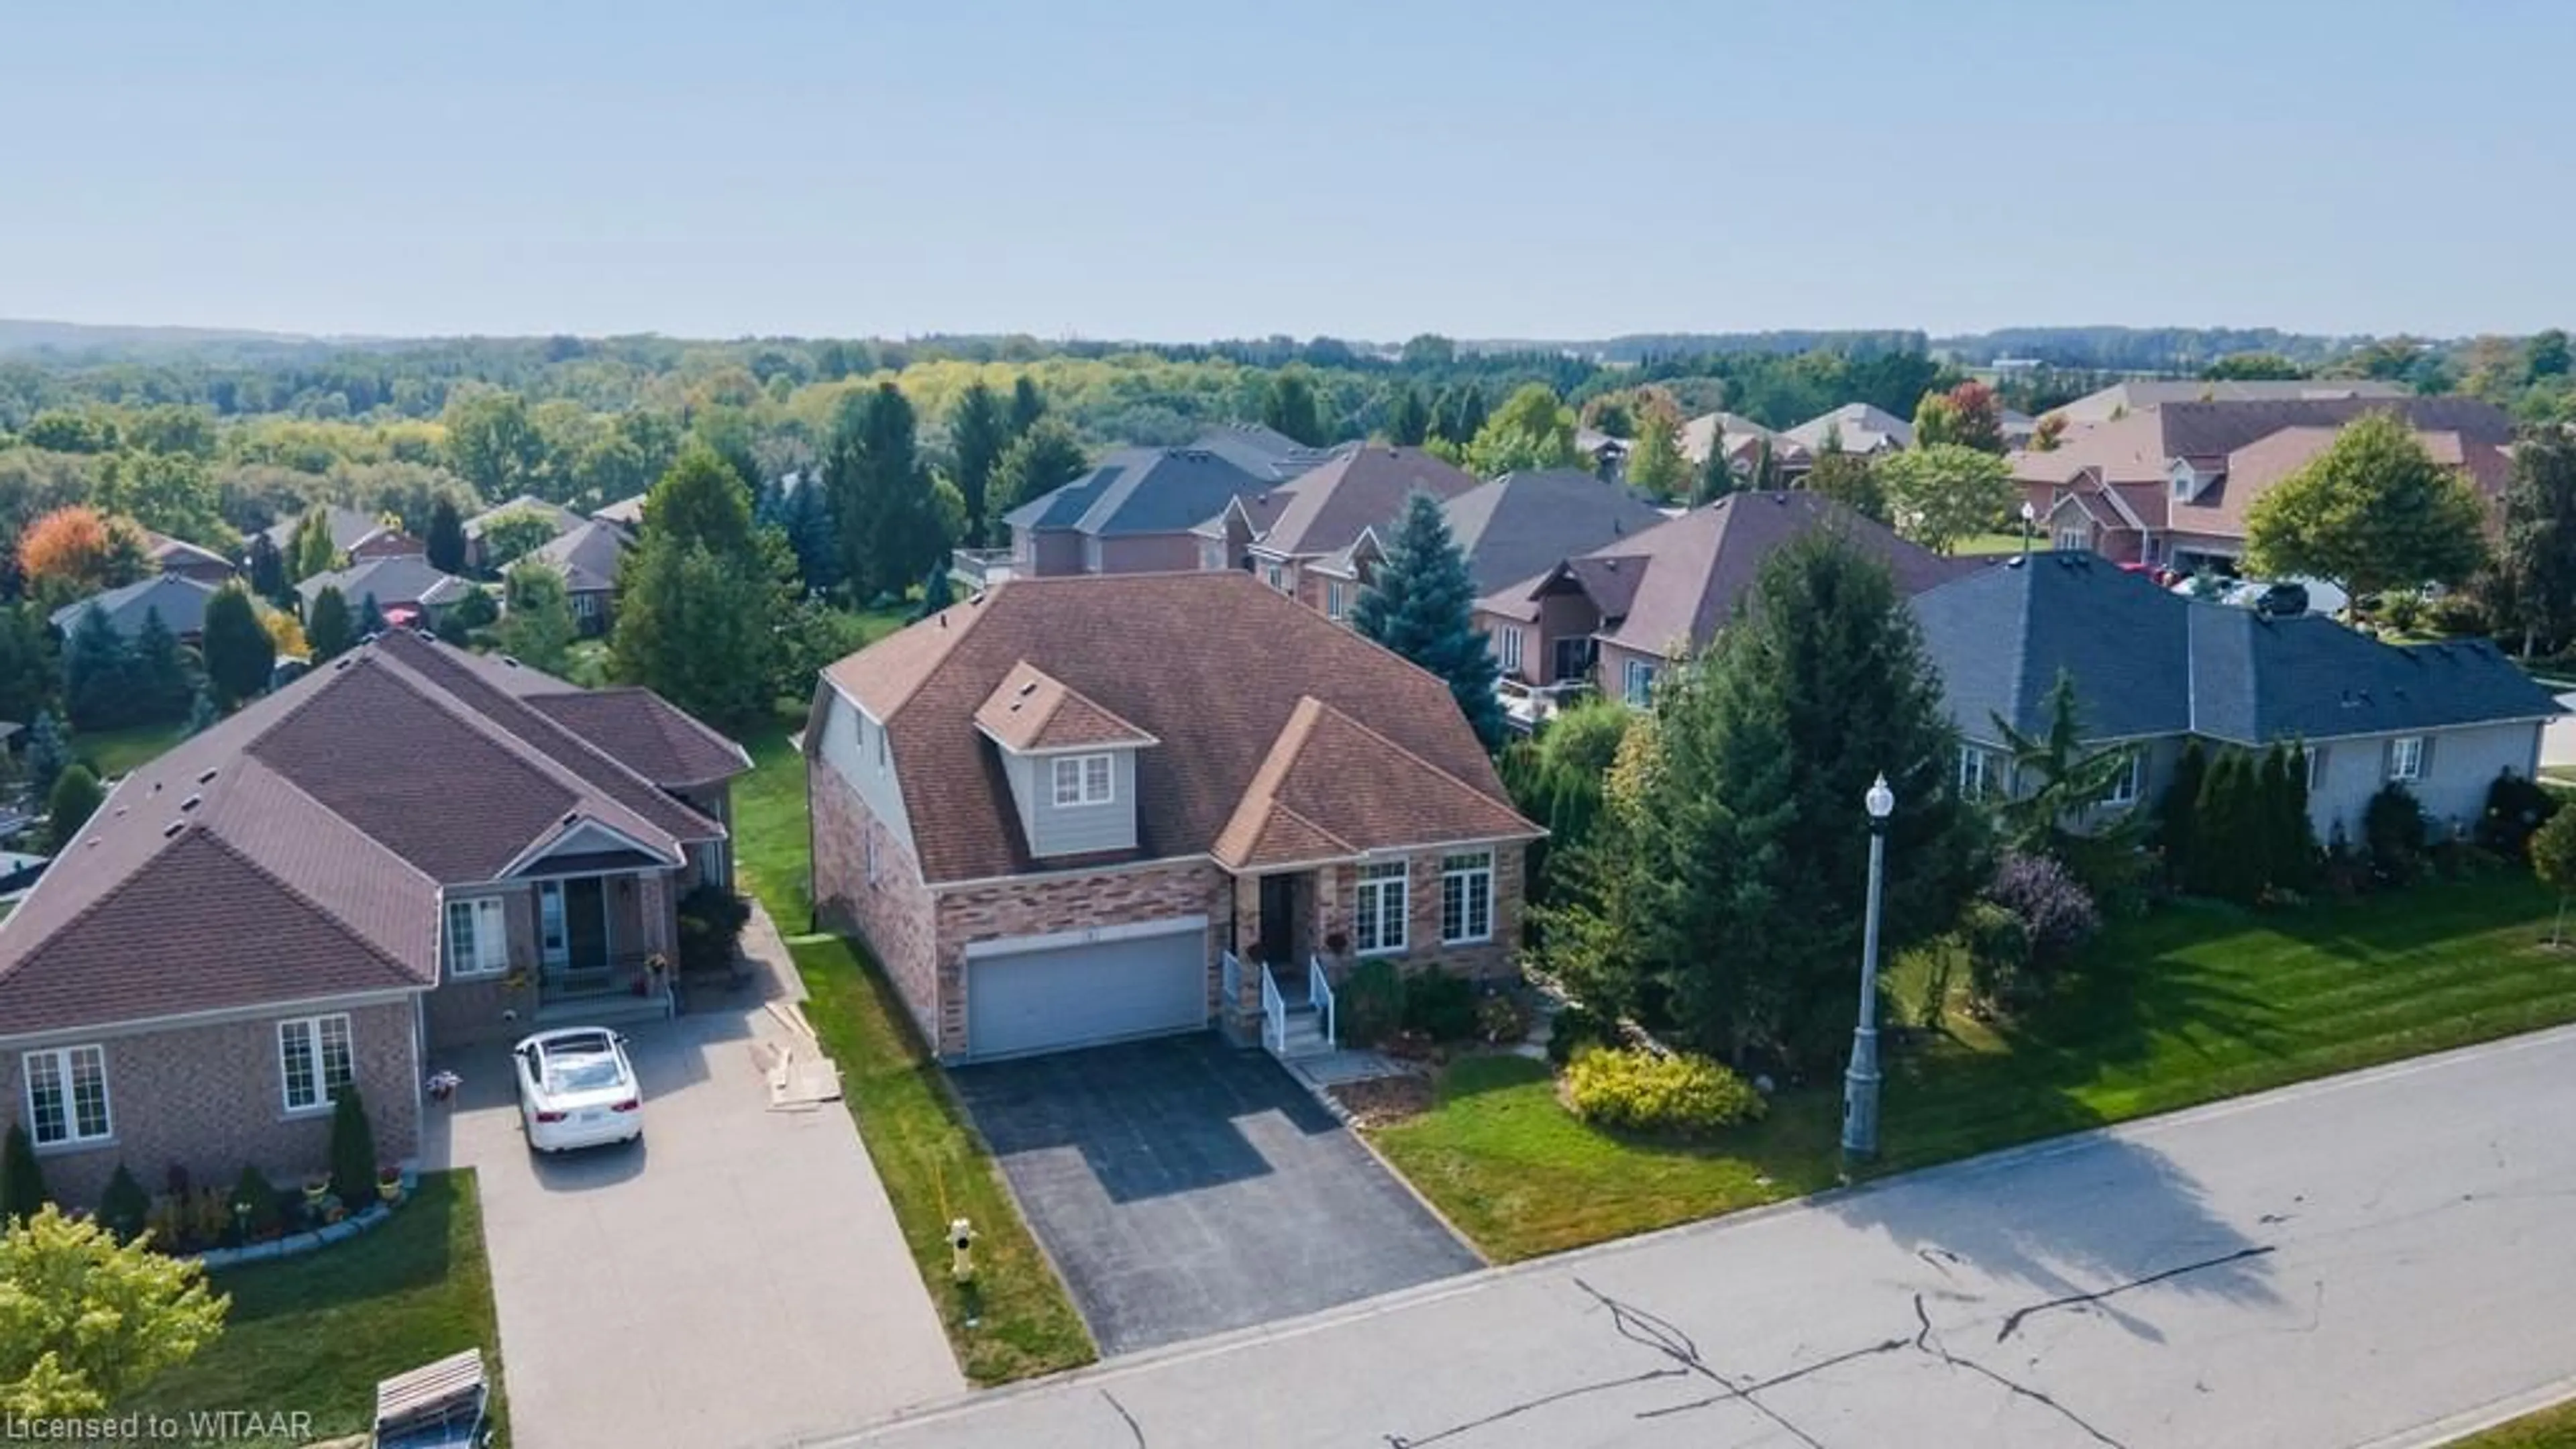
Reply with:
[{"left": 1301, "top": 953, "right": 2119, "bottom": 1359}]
[{"left": 537, "top": 1034, "right": 624, "bottom": 1093}]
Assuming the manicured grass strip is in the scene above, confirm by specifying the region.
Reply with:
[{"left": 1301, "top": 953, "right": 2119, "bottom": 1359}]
[
  {"left": 794, "top": 934, "right": 1095, "bottom": 1384},
  {"left": 733, "top": 711, "right": 820, "bottom": 926},
  {"left": 74, "top": 720, "right": 191, "bottom": 778},
  {"left": 1953, "top": 531, "right": 2054, "bottom": 556},
  {"left": 121, "top": 1171, "right": 507, "bottom": 1447},
  {"left": 2454, "top": 1397, "right": 2576, "bottom": 1448},
  {"left": 1374, "top": 875, "right": 2576, "bottom": 1262}
]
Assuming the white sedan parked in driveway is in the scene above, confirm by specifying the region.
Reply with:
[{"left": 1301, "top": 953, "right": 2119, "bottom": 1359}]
[{"left": 511, "top": 1027, "right": 644, "bottom": 1152}]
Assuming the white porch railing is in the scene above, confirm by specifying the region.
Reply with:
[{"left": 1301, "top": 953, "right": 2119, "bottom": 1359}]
[
  {"left": 1307, "top": 953, "right": 1336, "bottom": 1050},
  {"left": 1220, "top": 950, "right": 1242, "bottom": 1021},
  {"left": 1259, "top": 960, "right": 1286, "bottom": 1055}
]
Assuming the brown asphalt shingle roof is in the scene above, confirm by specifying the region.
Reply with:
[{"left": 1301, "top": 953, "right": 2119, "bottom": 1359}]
[
  {"left": 524, "top": 690, "right": 753, "bottom": 788},
  {"left": 1212, "top": 696, "right": 1536, "bottom": 871},
  {"left": 1249, "top": 445, "right": 1481, "bottom": 558},
  {"left": 973, "top": 662, "right": 1157, "bottom": 753},
  {"left": 0, "top": 630, "right": 733, "bottom": 1037},
  {"left": 818, "top": 573, "right": 1538, "bottom": 884}
]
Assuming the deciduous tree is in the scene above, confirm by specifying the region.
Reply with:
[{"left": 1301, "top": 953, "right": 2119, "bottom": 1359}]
[
  {"left": 199, "top": 584, "right": 274, "bottom": 708},
  {"left": 1801, "top": 450, "right": 1888, "bottom": 523},
  {"left": 612, "top": 445, "right": 777, "bottom": 726},
  {"left": 1351, "top": 491, "right": 1505, "bottom": 749},
  {"left": 2244, "top": 411, "right": 2491, "bottom": 601},
  {"left": 18, "top": 506, "right": 148, "bottom": 600},
  {"left": 0, "top": 1204, "right": 229, "bottom": 1418},
  {"left": 475, "top": 508, "right": 561, "bottom": 571},
  {"left": 1387, "top": 385, "right": 1432, "bottom": 447},
  {"left": 441, "top": 388, "right": 547, "bottom": 500},
  {"left": 498, "top": 561, "right": 575, "bottom": 674},
  {"left": 1876, "top": 443, "right": 2014, "bottom": 553},
  {"left": 1465, "top": 384, "right": 1579, "bottom": 478},
  {"left": 2532, "top": 803, "right": 2576, "bottom": 945},
  {"left": 994, "top": 417, "right": 1089, "bottom": 512},
  {"left": 1627, "top": 409, "right": 1689, "bottom": 501}
]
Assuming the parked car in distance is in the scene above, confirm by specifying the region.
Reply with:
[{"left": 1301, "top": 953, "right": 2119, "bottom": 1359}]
[{"left": 511, "top": 1027, "right": 643, "bottom": 1152}]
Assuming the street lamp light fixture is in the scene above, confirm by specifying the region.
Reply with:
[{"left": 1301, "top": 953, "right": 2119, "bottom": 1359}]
[
  {"left": 1843, "top": 773, "right": 1894, "bottom": 1168},
  {"left": 2018, "top": 500, "right": 2038, "bottom": 559}
]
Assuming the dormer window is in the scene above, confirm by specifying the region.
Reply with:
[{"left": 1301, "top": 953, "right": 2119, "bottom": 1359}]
[
  {"left": 1052, "top": 753, "right": 1114, "bottom": 806},
  {"left": 2170, "top": 460, "right": 2195, "bottom": 501}
]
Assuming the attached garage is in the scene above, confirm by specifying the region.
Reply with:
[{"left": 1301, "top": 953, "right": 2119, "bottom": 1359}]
[{"left": 962, "top": 917, "right": 1210, "bottom": 1060}]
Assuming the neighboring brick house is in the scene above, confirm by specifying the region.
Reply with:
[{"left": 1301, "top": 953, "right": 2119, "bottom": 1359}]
[
  {"left": 0, "top": 629, "right": 746, "bottom": 1206},
  {"left": 464, "top": 494, "right": 586, "bottom": 572},
  {"left": 256, "top": 504, "right": 424, "bottom": 564},
  {"left": 525, "top": 519, "right": 631, "bottom": 635},
  {"left": 145, "top": 531, "right": 239, "bottom": 586},
  {"left": 1915, "top": 551, "right": 2562, "bottom": 845},
  {"left": 806, "top": 572, "right": 1540, "bottom": 1063},
  {"left": 1198, "top": 444, "right": 1481, "bottom": 625},
  {"left": 297, "top": 555, "right": 479, "bottom": 630},
  {"left": 2012, "top": 396, "right": 2514, "bottom": 571},
  {"left": 1679, "top": 412, "right": 1813, "bottom": 484},
  {"left": 993, "top": 426, "right": 1333, "bottom": 584},
  {"left": 1474, "top": 491, "right": 1974, "bottom": 708},
  {"left": 1441, "top": 469, "right": 1670, "bottom": 595},
  {"left": 1783, "top": 402, "right": 1913, "bottom": 457}
]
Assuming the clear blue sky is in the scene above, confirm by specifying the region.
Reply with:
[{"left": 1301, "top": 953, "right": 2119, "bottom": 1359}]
[{"left": 4, "top": 0, "right": 2566, "bottom": 342}]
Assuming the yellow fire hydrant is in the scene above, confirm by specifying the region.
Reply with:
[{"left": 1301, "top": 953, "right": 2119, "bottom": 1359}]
[{"left": 949, "top": 1217, "right": 977, "bottom": 1285}]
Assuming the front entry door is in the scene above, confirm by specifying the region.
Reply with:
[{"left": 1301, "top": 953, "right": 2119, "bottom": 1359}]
[
  {"left": 1257, "top": 873, "right": 1296, "bottom": 965},
  {"left": 564, "top": 877, "right": 609, "bottom": 971}
]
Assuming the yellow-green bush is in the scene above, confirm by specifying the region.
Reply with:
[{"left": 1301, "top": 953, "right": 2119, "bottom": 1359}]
[{"left": 1562, "top": 1046, "right": 1766, "bottom": 1136}]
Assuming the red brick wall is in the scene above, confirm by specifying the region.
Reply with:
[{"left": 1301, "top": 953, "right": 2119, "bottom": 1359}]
[
  {"left": 931, "top": 861, "right": 1230, "bottom": 1059},
  {"left": 0, "top": 999, "right": 421, "bottom": 1208},
  {"left": 810, "top": 768, "right": 942, "bottom": 1045}
]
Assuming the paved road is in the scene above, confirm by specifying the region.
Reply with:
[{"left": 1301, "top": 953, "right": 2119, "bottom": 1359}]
[
  {"left": 951, "top": 1034, "right": 1478, "bottom": 1354},
  {"left": 833, "top": 1026, "right": 2576, "bottom": 1449},
  {"left": 424, "top": 919, "right": 961, "bottom": 1449}
]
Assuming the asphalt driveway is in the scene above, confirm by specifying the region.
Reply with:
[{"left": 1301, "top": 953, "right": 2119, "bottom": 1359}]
[
  {"left": 423, "top": 934, "right": 960, "bottom": 1449},
  {"left": 951, "top": 1034, "right": 1479, "bottom": 1356}
]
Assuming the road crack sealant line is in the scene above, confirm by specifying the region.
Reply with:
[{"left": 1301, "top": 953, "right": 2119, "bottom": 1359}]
[{"left": 1379, "top": 1243, "right": 2277, "bottom": 1448}]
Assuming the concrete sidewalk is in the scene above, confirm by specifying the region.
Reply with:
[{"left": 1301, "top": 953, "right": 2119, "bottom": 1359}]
[
  {"left": 832, "top": 1024, "right": 2576, "bottom": 1448},
  {"left": 425, "top": 904, "right": 961, "bottom": 1449}
]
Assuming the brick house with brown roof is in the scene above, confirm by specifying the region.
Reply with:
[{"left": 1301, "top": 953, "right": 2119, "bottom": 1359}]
[
  {"left": 2012, "top": 397, "right": 2514, "bottom": 572},
  {"left": 1195, "top": 444, "right": 1482, "bottom": 625},
  {"left": 0, "top": 629, "right": 747, "bottom": 1205},
  {"left": 1473, "top": 491, "right": 1974, "bottom": 710},
  {"left": 806, "top": 572, "right": 1540, "bottom": 1063}
]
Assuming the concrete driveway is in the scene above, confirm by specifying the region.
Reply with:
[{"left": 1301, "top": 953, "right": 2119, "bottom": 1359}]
[
  {"left": 950, "top": 1034, "right": 1479, "bottom": 1356},
  {"left": 423, "top": 943, "right": 960, "bottom": 1449}
]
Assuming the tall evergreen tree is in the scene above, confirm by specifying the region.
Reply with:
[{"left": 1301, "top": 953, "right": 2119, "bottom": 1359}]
[
  {"left": 1352, "top": 491, "right": 1507, "bottom": 749},
  {"left": 424, "top": 496, "right": 468, "bottom": 574},
  {"left": 948, "top": 382, "right": 1010, "bottom": 548},
  {"left": 498, "top": 561, "right": 576, "bottom": 673},
  {"left": 355, "top": 593, "right": 388, "bottom": 638},
  {"left": 121, "top": 608, "right": 185, "bottom": 724},
  {"left": 246, "top": 533, "right": 289, "bottom": 604},
  {"left": 0, "top": 604, "right": 52, "bottom": 727},
  {"left": 1006, "top": 375, "right": 1047, "bottom": 439},
  {"left": 1619, "top": 531, "right": 1986, "bottom": 1067},
  {"left": 1434, "top": 384, "right": 1487, "bottom": 447},
  {"left": 1693, "top": 435, "right": 1737, "bottom": 505},
  {"left": 1261, "top": 368, "right": 1328, "bottom": 447},
  {"left": 62, "top": 606, "right": 133, "bottom": 731},
  {"left": 292, "top": 506, "right": 338, "bottom": 582},
  {"left": 1388, "top": 385, "right": 1433, "bottom": 447},
  {"left": 825, "top": 383, "right": 945, "bottom": 604},
  {"left": 1989, "top": 668, "right": 2145, "bottom": 895},
  {"left": 199, "top": 584, "right": 274, "bottom": 708},
  {"left": 777, "top": 479, "right": 842, "bottom": 594},
  {"left": 306, "top": 585, "right": 354, "bottom": 662},
  {"left": 2496, "top": 426, "right": 2576, "bottom": 655},
  {"left": 24, "top": 710, "right": 68, "bottom": 800},
  {"left": 2156, "top": 736, "right": 2210, "bottom": 882}
]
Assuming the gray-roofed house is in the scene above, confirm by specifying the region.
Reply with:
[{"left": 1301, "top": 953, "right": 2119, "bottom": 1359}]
[
  {"left": 298, "top": 555, "right": 477, "bottom": 627},
  {"left": 591, "top": 494, "right": 648, "bottom": 530},
  {"left": 526, "top": 519, "right": 632, "bottom": 635},
  {"left": 1199, "top": 443, "right": 1483, "bottom": 624},
  {"left": 1913, "top": 551, "right": 2561, "bottom": 845},
  {"left": 49, "top": 574, "right": 221, "bottom": 643},
  {"left": 464, "top": 494, "right": 586, "bottom": 571},
  {"left": 0, "top": 627, "right": 748, "bottom": 1204},
  {"left": 1474, "top": 490, "right": 1974, "bottom": 708},
  {"left": 1000, "top": 443, "right": 1273, "bottom": 580},
  {"left": 1784, "top": 402, "right": 1915, "bottom": 456},
  {"left": 256, "top": 504, "right": 423, "bottom": 563},
  {"left": 144, "top": 531, "right": 238, "bottom": 585},
  {"left": 1678, "top": 412, "right": 1814, "bottom": 482},
  {"left": 1441, "top": 469, "right": 1670, "bottom": 594}
]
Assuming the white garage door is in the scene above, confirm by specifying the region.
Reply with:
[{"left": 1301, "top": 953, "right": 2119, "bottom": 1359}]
[{"left": 964, "top": 918, "right": 1209, "bottom": 1060}]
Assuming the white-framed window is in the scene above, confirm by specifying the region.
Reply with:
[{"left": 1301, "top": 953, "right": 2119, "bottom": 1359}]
[
  {"left": 1958, "top": 745, "right": 1990, "bottom": 798},
  {"left": 278, "top": 1014, "right": 355, "bottom": 1115},
  {"left": 2055, "top": 527, "right": 2089, "bottom": 552},
  {"left": 2306, "top": 745, "right": 2325, "bottom": 791},
  {"left": 538, "top": 881, "right": 568, "bottom": 965},
  {"left": 571, "top": 590, "right": 598, "bottom": 620},
  {"left": 2390, "top": 735, "right": 2424, "bottom": 782},
  {"left": 21, "top": 1044, "right": 111, "bottom": 1148},
  {"left": 1326, "top": 580, "right": 1347, "bottom": 620},
  {"left": 1440, "top": 851, "right": 1494, "bottom": 945},
  {"left": 1354, "top": 859, "right": 1409, "bottom": 955},
  {"left": 1265, "top": 564, "right": 1287, "bottom": 594},
  {"left": 444, "top": 896, "right": 509, "bottom": 977},
  {"left": 1622, "top": 658, "right": 1658, "bottom": 707},
  {"left": 1497, "top": 627, "right": 1523, "bottom": 676},
  {"left": 2099, "top": 751, "right": 2143, "bottom": 807},
  {"left": 698, "top": 839, "right": 728, "bottom": 888},
  {"left": 1051, "top": 753, "right": 1114, "bottom": 806}
]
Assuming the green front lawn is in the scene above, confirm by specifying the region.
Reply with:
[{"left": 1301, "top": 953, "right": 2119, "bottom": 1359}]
[
  {"left": 2457, "top": 1397, "right": 2576, "bottom": 1447},
  {"left": 733, "top": 703, "right": 1093, "bottom": 1385},
  {"left": 72, "top": 720, "right": 190, "bottom": 778},
  {"left": 121, "top": 1171, "right": 506, "bottom": 1446},
  {"left": 1953, "top": 531, "right": 2054, "bottom": 556},
  {"left": 1373, "top": 875, "right": 2576, "bottom": 1261}
]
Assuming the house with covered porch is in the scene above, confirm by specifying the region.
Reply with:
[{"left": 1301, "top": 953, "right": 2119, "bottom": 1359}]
[
  {"left": 0, "top": 628, "right": 746, "bottom": 1205},
  {"left": 805, "top": 572, "right": 1538, "bottom": 1063}
]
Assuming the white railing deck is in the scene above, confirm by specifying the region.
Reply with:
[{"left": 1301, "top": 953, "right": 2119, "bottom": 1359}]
[
  {"left": 1307, "top": 953, "right": 1336, "bottom": 1050},
  {"left": 1259, "top": 961, "right": 1285, "bottom": 1055},
  {"left": 1220, "top": 949, "right": 1242, "bottom": 1022}
]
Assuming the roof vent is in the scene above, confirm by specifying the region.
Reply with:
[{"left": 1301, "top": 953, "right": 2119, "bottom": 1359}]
[
  {"left": 2006, "top": 553, "right": 2027, "bottom": 570},
  {"left": 333, "top": 655, "right": 355, "bottom": 671},
  {"left": 1016, "top": 680, "right": 1038, "bottom": 698},
  {"left": 197, "top": 769, "right": 217, "bottom": 785},
  {"left": 162, "top": 821, "right": 185, "bottom": 839},
  {"left": 180, "top": 794, "right": 201, "bottom": 812},
  {"left": 499, "top": 655, "right": 521, "bottom": 669}
]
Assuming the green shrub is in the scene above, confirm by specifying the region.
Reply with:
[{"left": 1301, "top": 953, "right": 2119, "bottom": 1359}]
[
  {"left": 2364, "top": 784, "right": 2430, "bottom": 888},
  {"left": 1401, "top": 969, "right": 1479, "bottom": 1042},
  {"left": 1, "top": 1121, "right": 47, "bottom": 1222},
  {"left": 1563, "top": 1046, "right": 1766, "bottom": 1136},
  {"left": 1959, "top": 899, "right": 2030, "bottom": 1006},
  {"left": 2426, "top": 592, "right": 2489, "bottom": 637},
  {"left": 329, "top": 1084, "right": 378, "bottom": 1205},
  {"left": 676, "top": 883, "right": 751, "bottom": 974},
  {"left": 2479, "top": 769, "right": 2561, "bottom": 861},
  {"left": 1476, "top": 991, "right": 1532, "bottom": 1045},
  {"left": 97, "top": 1163, "right": 150, "bottom": 1243},
  {"left": 1545, "top": 1002, "right": 1614, "bottom": 1066},
  {"left": 2380, "top": 591, "right": 2424, "bottom": 632},
  {"left": 1337, "top": 958, "right": 1404, "bottom": 1045},
  {"left": 229, "top": 1165, "right": 282, "bottom": 1242}
]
